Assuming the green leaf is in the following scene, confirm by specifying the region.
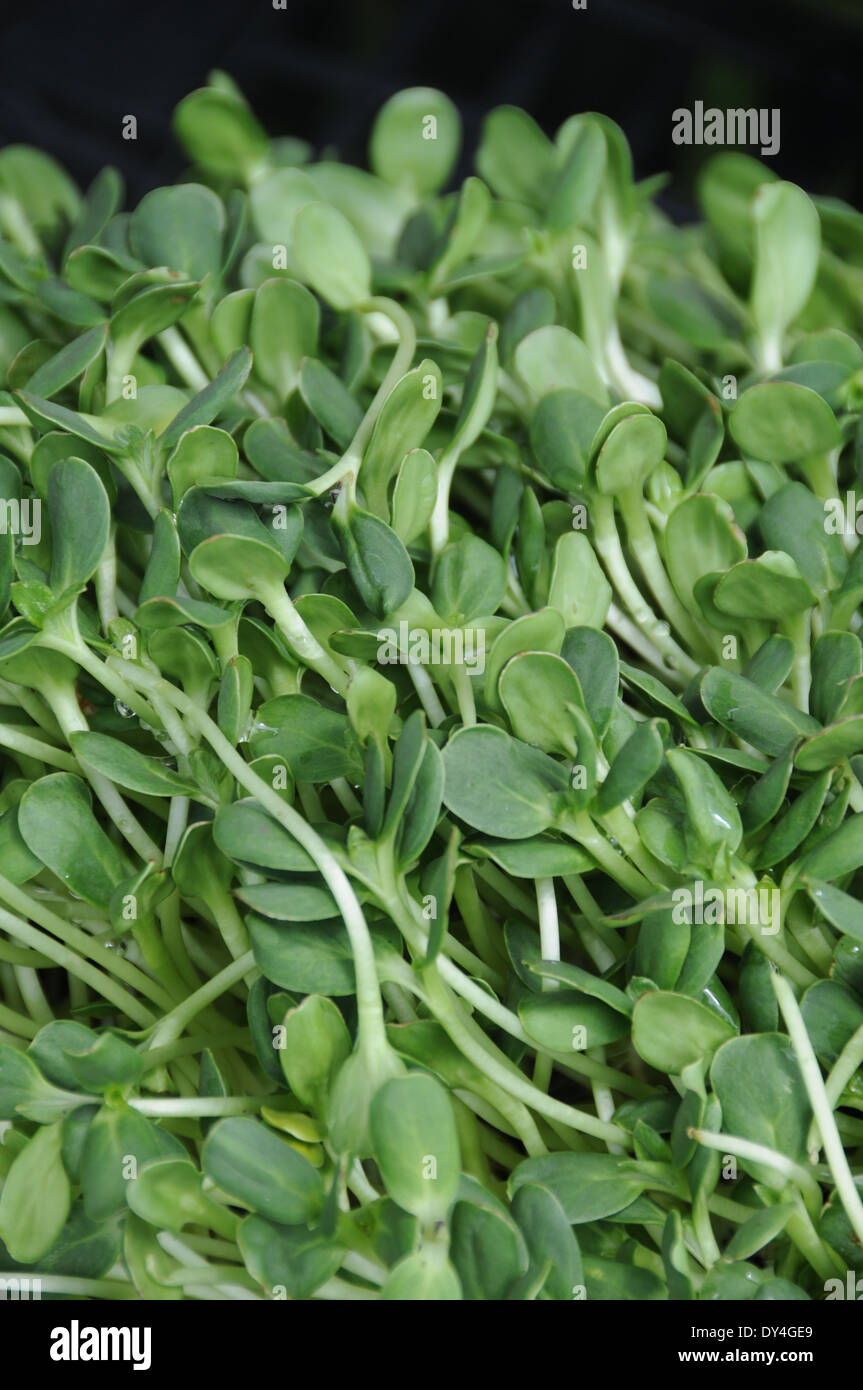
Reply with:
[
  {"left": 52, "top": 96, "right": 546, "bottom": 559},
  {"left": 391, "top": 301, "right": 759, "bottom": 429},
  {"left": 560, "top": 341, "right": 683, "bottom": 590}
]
[
  {"left": 127, "top": 1158, "right": 232, "bottom": 1235},
  {"left": 802, "top": 877, "right": 863, "bottom": 943},
  {"left": 751, "top": 182, "right": 820, "bottom": 369},
  {"left": 130, "top": 183, "right": 225, "bottom": 280},
  {"left": 515, "top": 326, "right": 607, "bottom": 405},
  {"left": 251, "top": 278, "right": 319, "bottom": 402},
  {"left": 160, "top": 347, "right": 252, "bottom": 448},
  {"left": 529, "top": 389, "right": 601, "bottom": 491},
  {"left": 509, "top": 1153, "right": 651, "bottom": 1223},
  {"left": 213, "top": 800, "right": 312, "bottom": 872},
  {"left": 594, "top": 411, "right": 667, "bottom": 495},
  {"left": 239, "top": 1215, "right": 344, "bottom": 1299},
  {"left": 370, "top": 88, "right": 461, "bottom": 196},
  {"left": 399, "top": 738, "right": 444, "bottom": 868},
  {"left": 741, "top": 746, "right": 795, "bottom": 834},
  {"left": 596, "top": 719, "right": 664, "bottom": 814},
  {"left": 450, "top": 1199, "right": 528, "bottom": 1300},
  {"left": 795, "top": 716, "right": 863, "bottom": 772},
  {"left": 632, "top": 991, "right": 736, "bottom": 1073},
  {"left": 202, "top": 1116, "right": 323, "bottom": 1224},
  {"left": 279, "top": 995, "right": 351, "bottom": 1115},
  {"left": 80, "top": 1106, "right": 184, "bottom": 1221},
  {"left": 0, "top": 1045, "right": 84, "bottom": 1123},
  {"left": 700, "top": 667, "right": 819, "bottom": 756},
  {"left": 380, "top": 1247, "right": 462, "bottom": 1300},
  {"left": 760, "top": 482, "right": 846, "bottom": 598},
  {"left": 666, "top": 747, "right": 742, "bottom": 856},
  {"left": 755, "top": 771, "right": 831, "bottom": 870},
  {"left": 0, "top": 1121, "right": 70, "bottom": 1262},
  {"left": 511, "top": 1183, "right": 582, "bottom": 1300},
  {"left": 18, "top": 774, "right": 127, "bottom": 909},
  {"left": 432, "top": 535, "right": 506, "bottom": 624},
  {"left": 560, "top": 627, "right": 619, "bottom": 736},
  {"left": 725, "top": 1203, "right": 797, "bottom": 1261},
  {"left": 48, "top": 458, "right": 110, "bottom": 592},
  {"left": 26, "top": 324, "right": 107, "bottom": 399},
  {"left": 547, "top": 531, "right": 611, "bottom": 630},
  {"left": 800, "top": 980, "right": 863, "bottom": 1065},
  {"left": 248, "top": 914, "right": 398, "bottom": 996},
  {"left": 442, "top": 725, "right": 570, "bottom": 838},
  {"left": 173, "top": 86, "right": 269, "bottom": 183},
  {"left": 299, "top": 358, "right": 362, "bottom": 449},
  {"left": 798, "top": 813, "right": 863, "bottom": 880},
  {"left": 333, "top": 489, "right": 414, "bottom": 619},
  {"left": 140, "top": 509, "right": 181, "bottom": 603},
  {"left": 743, "top": 635, "right": 795, "bottom": 693},
  {"left": 390, "top": 448, "right": 437, "bottom": 545},
  {"left": 476, "top": 106, "right": 556, "bottom": 209},
  {"left": 811, "top": 632, "right": 862, "bottom": 725},
  {"left": 250, "top": 694, "right": 362, "bottom": 783},
  {"left": 498, "top": 650, "right": 583, "bottom": 757},
  {"left": 485, "top": 608, "right": 565, "bottom": 713},
  {"left": 665, "top": 494, "right": 746, "bottom": 615},
  {"left": 633, "top": 907, "right": 690, "bottom": 992},
  {"left": 370, "top": 1074, "right": 460, "bottom": 1222},
  {"left": 235, "top": 881, "right": 338, "bottom": 922},
  {"left": 69, "top": 732, "right": 197, "bottom": 797},
  {"left": 465, "top": 835, "right": 592, "bottom": 878},
  {"left": 714, "top": 552, "right": 816, "bottom": 621},
  {"left": 729, "top": 382, "right": 840, "bottom": 463},
  {"left": 65, "top": 1033, "right": 144, "bottom": 1093},
  {"left": 292, "top": 203, "right": 372, "bottom": 310},
  {"left": 710, "top": 1034, "right": 811, "bottom": 1187},
  {"left": 519, "top": 990, "right": 629, "bottom": 1050}
]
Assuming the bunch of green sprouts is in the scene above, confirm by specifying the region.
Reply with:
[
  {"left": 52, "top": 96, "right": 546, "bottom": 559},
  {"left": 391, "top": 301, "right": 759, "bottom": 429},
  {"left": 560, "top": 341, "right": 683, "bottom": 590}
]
[{"left": 0, "top": 74, "right": 862, "bottom": 1300}]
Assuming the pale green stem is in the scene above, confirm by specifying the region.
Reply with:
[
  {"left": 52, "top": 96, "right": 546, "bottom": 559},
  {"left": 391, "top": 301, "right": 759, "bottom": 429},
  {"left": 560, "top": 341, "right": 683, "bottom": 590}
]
[
  {"left": 13, "top": 966, "right": 53, "bottom": 1025},
  {"left": 0, "top": 723, "right": 77, "bottom": 771},
  {"left": 422, "top": 966, "right": 630, "bottom": 1147},
  {"left": 158, "top": 326, "right": 210, "bottom": 390},
  {"left": 689, "top": 1128, "right": 822, "bottom": 1215},
  {"left": 772, "top": 970, "right": 863, "bottom": 1246},
  {"left": 452, "top": 663, "right": 477, "bottom": 726},
  {"left": 258, "top": 584, "right": 350, "bottom": 693},
  {"left": 785, "top": 611, "right": 812, "bottom": 713},
  {"left": 814, "top": 1019, "right": 863, "bottom": 1149},
  {"left": 130, "top": 1096, "right": 262, "bottom": 1117},
  {"left": 0, "top": 903, "right": 156, "bottom": 1027},
  {"left": 330, "top": 778, "right": 363, "bottom": 816},
  {"left": 0, "top": 1000, "right": 38, "bottom": 1038},
  {"left": 592, "top": 494, "right": 699, "bottom": 679},
  {"left": 407, "top": 659, "right": 447, "bottom": 726},
  {"left": 536, "top": 878, "right": 560, "bottom": 986},
  {"left": 561, "top": 811, "right": 652, "bottom": 898},
  {"left": 94, "top": 534, "right": 120, "bottom": 631},
  {"left": 0, "top": 876, "right": 175, "bottom": 1012},
  {"left": 111, "top": 662, "right": 391, "bottom": 1063},
  {"left": 306, "top": 296, "right": 417, "bottom": 496},
  {"left": 146, "top": 951, "right": 256, "bottom": 1050},
  {"left": 45, "top": 679, "right": 163, "bottom": 865},
  {"left": 617, "top": 485, "right": 714, "bottom": 660}
]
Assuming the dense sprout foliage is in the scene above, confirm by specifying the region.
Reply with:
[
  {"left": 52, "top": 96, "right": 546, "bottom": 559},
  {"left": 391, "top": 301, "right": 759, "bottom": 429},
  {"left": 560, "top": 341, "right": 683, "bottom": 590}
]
[{"left": 1, "top": 73, "right": 863, "bottom": 1302}]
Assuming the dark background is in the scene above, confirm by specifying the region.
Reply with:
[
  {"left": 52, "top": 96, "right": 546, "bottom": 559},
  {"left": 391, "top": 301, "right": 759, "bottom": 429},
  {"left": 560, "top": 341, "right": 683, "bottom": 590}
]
[{"left": 0, "top": 0, "right": 861, "bottom": 217}]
